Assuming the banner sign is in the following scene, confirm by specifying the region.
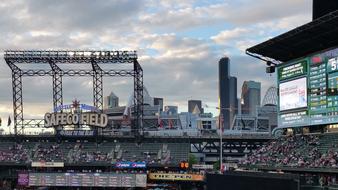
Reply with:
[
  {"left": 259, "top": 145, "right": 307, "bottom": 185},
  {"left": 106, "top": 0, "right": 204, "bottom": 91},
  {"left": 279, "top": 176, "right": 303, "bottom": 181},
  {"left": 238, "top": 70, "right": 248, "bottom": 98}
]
[
  {"left": 44, "top": 112, "right": 108, "bottom": 128},
  {"left": 192, "top": 164, "right": 214, "bottom": 170},
  {"left": 278, "top": 60, "right": 307, "bottom": 80},
  {"left": 31, "top": 162, "right": 64, "bottom": 168},
  {"left": 59, "top": 130, "right": 95, "bottom": 136},
  {"left": 29, "top": 173, "right": 146, "bottom": 187},
  {"left": 54, "top": 103, "right": 99, "bottom": 112},
  {"left": 148, "top": 173, "right": 204, "bottom": 181},
  {"left": 115, "top": 162, "right": 146, "bottom": 168}
]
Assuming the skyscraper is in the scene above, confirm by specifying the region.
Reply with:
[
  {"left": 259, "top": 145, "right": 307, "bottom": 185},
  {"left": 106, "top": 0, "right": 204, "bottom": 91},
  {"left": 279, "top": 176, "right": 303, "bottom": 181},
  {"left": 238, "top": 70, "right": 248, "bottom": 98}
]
[
  {"left": 219, "top": 57, "right": 237, "bottom": 130},
  {"left": 103, "top": 91, "right": 119, "bottom": 109},
  {"left": 241, "top": 81, "right": 261, "bottom": 116},
  {"left": 188, "top": 100, "right": 203, "bottom": 114},
  {"left": 154, "top": 97, "right": 164, "bottom": 112},
  {"left": 229, "top": 76, "right": 238, "bottom": 122}
]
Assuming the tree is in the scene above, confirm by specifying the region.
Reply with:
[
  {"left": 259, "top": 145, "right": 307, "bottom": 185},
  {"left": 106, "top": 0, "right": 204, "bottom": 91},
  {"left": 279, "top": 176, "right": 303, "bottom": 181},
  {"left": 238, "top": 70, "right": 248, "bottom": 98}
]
[
  {"left": 188, "top": 154, "right": 198, "bottom": 166},
  {"left": 213, "top": 161, "right": 220, "bottom": 171}
]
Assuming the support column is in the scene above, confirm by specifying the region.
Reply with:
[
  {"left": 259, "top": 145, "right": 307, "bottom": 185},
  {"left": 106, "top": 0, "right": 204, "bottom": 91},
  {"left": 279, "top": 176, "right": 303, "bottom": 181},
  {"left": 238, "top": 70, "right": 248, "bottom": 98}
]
[
  {"left": 92, "top": 60, "right": 103, "bottom": 110},
  {"left": 134, "top": 60, "right": 143, "bottom": 137},
  {"left": 49, "top": 60, "right": 63, "bottom": 112},
  {"left": 8, "top": 61, "right": 23, "bottom": 135}
]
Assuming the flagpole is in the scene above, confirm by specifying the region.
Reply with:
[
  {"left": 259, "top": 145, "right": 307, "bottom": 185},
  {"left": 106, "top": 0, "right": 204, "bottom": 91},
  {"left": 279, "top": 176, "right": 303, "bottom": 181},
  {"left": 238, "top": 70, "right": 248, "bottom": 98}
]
[
  {"left": 220, "top": 115, "right": 222, "bottom": 174},
  {"left": 216, "top": 107, "right": 224, "bottom": 174}
]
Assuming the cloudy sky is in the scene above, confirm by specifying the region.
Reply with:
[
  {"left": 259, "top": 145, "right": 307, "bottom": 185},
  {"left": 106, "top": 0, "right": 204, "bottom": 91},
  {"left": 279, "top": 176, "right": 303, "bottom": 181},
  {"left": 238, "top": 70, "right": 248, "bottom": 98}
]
[{"left": 0, "top": 0, "right": 312, "bottom": 127}]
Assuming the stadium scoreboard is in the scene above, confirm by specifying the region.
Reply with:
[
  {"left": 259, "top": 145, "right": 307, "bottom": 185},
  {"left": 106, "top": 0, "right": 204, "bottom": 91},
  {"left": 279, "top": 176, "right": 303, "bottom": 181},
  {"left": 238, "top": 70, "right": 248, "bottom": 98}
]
[
  {"left": 278, "top": 47, "right": 338, "bottom": 127},
  {"left": 28, "top": 173, "right": 147, "bottom": 187}
]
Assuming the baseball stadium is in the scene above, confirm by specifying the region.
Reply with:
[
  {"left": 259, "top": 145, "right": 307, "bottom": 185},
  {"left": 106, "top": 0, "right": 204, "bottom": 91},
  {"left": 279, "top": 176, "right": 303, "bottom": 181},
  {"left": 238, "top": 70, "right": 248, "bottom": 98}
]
[{"left": 0, "top": 1, "right": 338, "bottom": 190}]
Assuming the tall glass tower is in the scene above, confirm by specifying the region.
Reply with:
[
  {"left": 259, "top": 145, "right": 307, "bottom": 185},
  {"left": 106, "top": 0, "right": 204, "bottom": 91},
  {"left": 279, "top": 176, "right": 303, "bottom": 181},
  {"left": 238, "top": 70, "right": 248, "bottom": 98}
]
[{"left": 219, "top": 57, "right": 237, "bottom": 130}]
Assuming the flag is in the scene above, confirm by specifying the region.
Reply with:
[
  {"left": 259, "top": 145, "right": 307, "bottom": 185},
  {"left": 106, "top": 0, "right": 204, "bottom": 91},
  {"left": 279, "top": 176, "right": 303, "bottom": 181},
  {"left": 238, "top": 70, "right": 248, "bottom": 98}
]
[
  {"left": 159, "top": 119, "right": 163, "bottom": 128},
  {"left": 157, "top": 113, "right": 161, "bottom": 126},
  {"left": 7, "top": 116, "right": 11, "bottom": 127},
  {"left": 169, "top": 119, "right": 173, "bottom": 129}
]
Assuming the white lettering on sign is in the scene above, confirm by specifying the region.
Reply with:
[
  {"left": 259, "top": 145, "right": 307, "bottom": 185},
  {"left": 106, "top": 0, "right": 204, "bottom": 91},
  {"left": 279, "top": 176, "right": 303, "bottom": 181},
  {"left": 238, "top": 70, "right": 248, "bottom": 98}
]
[{"left": 44, "top": 113, "right": 108, "bottom": 128}]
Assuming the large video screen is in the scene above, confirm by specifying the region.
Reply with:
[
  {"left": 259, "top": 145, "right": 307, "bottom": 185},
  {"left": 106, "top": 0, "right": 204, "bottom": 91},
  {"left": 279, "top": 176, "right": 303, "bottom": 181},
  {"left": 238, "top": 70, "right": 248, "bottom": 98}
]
[
  {"left": 279, "top": 77, "right": 307, "bottom": 111},
  {"left": 277, "top": 47, "right": 338, "bottom": 128},
  {"left": 28, "top": 173, "right": 147, "bottom": 187}
]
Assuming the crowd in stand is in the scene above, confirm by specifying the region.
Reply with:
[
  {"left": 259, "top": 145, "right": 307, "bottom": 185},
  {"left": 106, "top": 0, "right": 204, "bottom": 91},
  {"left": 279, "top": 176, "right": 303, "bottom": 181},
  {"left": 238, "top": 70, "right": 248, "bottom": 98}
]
[
  {"left": 242, "top": 134, "right": 338, "bottom": 169},
  {"left": 68, "top": 143, "right": 112, "bottom": 163},
  {"left": 0, "top": 141, "right": 177, "bottom": 165},
  {"left": 0, "top": 143, "right": 30, "bottom": 163},
  {"left": 34, "top": 143, "right": 64, "bottom": 162}
]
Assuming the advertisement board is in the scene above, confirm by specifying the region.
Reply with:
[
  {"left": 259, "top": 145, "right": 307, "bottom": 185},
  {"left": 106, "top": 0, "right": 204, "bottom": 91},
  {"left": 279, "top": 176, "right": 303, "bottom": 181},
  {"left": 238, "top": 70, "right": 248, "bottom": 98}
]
[
  {"left": 18, "top": 172, "right": 29, "bottom": 186},
  {"left": 192, "top": 164, "right": 214, "bottom": 170},
  {"left": 148, "top": 173, "right": 204, "bottom": 181},
  {"left": 28, "top": 173, "right": 147, "bottom": 187},
  {"left": 114, "top": 161, "right": 146, "bottom": 168},
  {"left": 278, "top": 60, "right": 307, "bottom": 80},
  {"left": 279, "top": 77, "right": 307, "bottom": 111},
  {"left": 58, "top": 130, "right": 95, "bottom": 136},
  {"left": 31, "top": 162, "right": 64, "bottom": 167}
]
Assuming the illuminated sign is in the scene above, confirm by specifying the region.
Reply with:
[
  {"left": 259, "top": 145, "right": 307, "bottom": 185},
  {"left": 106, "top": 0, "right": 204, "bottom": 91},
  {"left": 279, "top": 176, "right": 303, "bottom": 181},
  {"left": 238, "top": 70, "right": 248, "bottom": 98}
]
[
  {"left": 278, "top": 60, "right": 307, "bottom": 80},
  {"left": 18, "top": 172, "right": 29, "bottom": 186},
  {"left": 28, "top": 173, "right": 147, "bottom": 187},
  {"left": 44, "top": 113, "right": 108, "bottom": 128},
  {"left": 192, "top": 164, "right": 214, "bottom": 170},
  {"left": 54, "top": 104, "right": 99, "bottom": 112},
  {"left": 115, "top": 162, "right": 146, "bottom": 168},
  {"left": 279, "top": 77, "right": 307, "bottom": 111},
  {"left": 277, "top": 47, "right": 338, "bottom": 128},
  {"left": 59, "top": 130, "right": 95, "bottom": 136},
  {"left": 148, "top": 173, "right": 204, "bottom": 181},
  {"left": 31, "top": 162, "right": 64, "bottom": 167}
]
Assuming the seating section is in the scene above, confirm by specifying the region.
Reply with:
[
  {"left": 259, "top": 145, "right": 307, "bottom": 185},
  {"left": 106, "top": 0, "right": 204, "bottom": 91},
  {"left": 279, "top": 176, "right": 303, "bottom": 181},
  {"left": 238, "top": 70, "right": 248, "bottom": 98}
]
[
  {"left": 242, "top": 133, "right": 338, "bottom": 168},
  {"left": 0, "top": 142, "right": 31, "bottom": 163},
  {"left": 0, "top": 140, "right": 190, "bottom": 165}
]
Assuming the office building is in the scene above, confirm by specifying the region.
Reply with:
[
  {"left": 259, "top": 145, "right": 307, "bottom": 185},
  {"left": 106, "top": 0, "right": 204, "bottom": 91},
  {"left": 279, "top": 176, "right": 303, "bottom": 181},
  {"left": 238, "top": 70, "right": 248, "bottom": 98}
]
[
  {"left": 229, "top": 76, "right": 238, "bottom": 122},
  {"left": 241, "top": 81, "right": 261, "bottom": 116},
  {"left": 104, "top": 91, "right": 119, "bottom": 109},
  {"left": 219, "top": 57, "right": 238, "bottom": 130},
  {"left": 188, "top": 100, "right": 203, "bottom": 114},
  {"left": 154, "top": 97, "right": 164, "bottom": 112}
]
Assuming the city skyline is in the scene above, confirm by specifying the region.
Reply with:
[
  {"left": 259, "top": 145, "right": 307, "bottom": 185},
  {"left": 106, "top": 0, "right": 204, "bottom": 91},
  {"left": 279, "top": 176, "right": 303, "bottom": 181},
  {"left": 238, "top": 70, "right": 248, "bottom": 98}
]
[{"left": 0, "top": 0, "right": 312, "bottom": 122}]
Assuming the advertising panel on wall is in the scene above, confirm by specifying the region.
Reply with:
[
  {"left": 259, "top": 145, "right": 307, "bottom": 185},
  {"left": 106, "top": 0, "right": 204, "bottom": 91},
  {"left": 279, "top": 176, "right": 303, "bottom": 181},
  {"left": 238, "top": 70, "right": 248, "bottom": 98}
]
[
  {"left": 148, "top": 173, "right": 204, "bottom": 181},
  {"left": 31, "top": 162, "right": 64, "bottom": 167},
  {"left": 28, "top": 173, "right": 147, "bottom": 187},
  {"left": 279, "top": 77, "right": 307, "bottom": 111},
  {"left": 18, "top": 172, "right": 29, "bottom": 186},
  {"left": 277, "top": 47, "right": 338, "bottom": 128},
  {"left": 114, "top": 161, "right": 146, "bottom": 169}
]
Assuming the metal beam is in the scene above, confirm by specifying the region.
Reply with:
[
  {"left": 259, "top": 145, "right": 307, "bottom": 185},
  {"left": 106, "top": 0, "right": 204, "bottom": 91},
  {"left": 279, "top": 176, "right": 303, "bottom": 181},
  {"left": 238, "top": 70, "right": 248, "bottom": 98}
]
[
  {"left": 91, "top": 60, "right": 104, "bottom": 110},
  {"left": 49, "top": 60, "right": 63, "bottom": 112},
  {"left": 21, "top": 69, "right": 135, "bottom": 77},
  {"left": 4, "top": 50, "right": 137, "bottom": 63},
  {"left": 134, "top": 60, "right": 143, "bottom": 137},
  {"left": 6, "top": 61, "right": 23, "bottom": 135}
]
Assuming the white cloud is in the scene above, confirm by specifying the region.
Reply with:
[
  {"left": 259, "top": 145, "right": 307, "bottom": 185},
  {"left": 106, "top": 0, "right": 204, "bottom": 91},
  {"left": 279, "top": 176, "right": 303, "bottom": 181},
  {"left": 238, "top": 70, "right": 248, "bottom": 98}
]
[{"left": 211, "top": 28, "right": 251, "bottom": 44}]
